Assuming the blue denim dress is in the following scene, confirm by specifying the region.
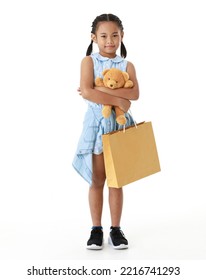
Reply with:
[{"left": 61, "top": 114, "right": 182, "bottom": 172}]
[{"left": 72, "top": 53, "right": 134, "bottom": 185}]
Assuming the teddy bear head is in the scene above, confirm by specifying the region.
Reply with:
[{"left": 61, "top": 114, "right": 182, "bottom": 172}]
[{"left": 101, "top": 68, "right": 131, "bottom": 89}]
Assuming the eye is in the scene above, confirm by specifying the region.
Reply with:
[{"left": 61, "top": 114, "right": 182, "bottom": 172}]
[
  {"left": 116, "top": 81, "right": 118, "bottom": 83},
  {"left": 108, "top": 78, "right": 110, "bottom": 80}
]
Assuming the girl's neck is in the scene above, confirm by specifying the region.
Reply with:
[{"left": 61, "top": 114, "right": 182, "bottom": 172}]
[{"left": 99, "top": 52, "right": 117, "bottom": 59}]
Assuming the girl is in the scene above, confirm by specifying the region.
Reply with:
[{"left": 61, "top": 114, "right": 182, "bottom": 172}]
[{"left": 72, "top": 14, "right": 139, "bottom": 250}]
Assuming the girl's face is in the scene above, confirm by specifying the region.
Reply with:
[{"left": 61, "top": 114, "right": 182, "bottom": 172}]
[{"left": 92, "top": 21, "right": 123, "bottom": 58}]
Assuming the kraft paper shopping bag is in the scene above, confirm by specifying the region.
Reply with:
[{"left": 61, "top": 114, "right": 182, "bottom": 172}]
[{"left": 102, "top": 122, "right": 161, "bottom": 188}]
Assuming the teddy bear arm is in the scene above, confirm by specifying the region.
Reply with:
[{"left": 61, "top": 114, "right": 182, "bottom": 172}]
[
  {"left": 95, "top": 77, "right": 105, "bottom": 87},
  {"left": 124, "top": 80, "right": 134, "bottom": 88}
]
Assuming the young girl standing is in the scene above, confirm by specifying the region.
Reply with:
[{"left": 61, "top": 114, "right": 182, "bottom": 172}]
[{"left": 72, "top": 14, "right": 139, "bottom": 250}]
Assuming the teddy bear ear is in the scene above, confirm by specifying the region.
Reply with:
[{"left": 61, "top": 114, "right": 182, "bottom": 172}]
[
  {"left": 122, "top": 71, "right": 129, "bottom": 81},
  {"left": 102, "top": 69, "right": 110, "bottom": 76}
]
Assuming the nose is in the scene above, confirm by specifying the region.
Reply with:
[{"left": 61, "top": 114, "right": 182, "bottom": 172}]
[{"left": 106, "top": 36, "right": 113, "bottom": 44}]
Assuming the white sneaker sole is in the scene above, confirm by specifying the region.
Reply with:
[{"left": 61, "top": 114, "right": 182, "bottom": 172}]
[
  {"left": 86, "top": 244, "right": 103, "bottom": 250},
  {"left": 108, "top": 236, "right": 128, "bottom": 250}
]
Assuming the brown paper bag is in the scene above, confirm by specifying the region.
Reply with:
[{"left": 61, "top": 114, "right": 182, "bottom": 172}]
[{"left": 102, "top": 122, "right": 161, "bottom": 188}]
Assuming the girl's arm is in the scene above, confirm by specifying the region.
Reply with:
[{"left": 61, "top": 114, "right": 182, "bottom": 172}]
[
  {"left": 94, "top": 61, "right": 139, "bottom": 100},
  {"left": 80, "top": 56, "right": 131, "bottom": 112}
]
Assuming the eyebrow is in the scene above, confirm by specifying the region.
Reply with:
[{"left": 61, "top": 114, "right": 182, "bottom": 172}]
[{"left": 100, "top": 32, "right": 119, "bottom": 35}]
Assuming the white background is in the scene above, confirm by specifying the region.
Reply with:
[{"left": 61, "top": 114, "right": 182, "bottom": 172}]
[{"left": 0, "top": 0, "right": 206, "bottom": 270}]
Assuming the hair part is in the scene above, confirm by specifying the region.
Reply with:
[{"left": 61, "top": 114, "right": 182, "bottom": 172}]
[{"left": 86, "top": 13, "right": 127, "bottom": 58}]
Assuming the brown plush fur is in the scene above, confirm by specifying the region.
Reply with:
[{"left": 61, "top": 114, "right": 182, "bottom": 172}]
[{"left": 95, "top": 68, "right": 133, "bottom": 125}]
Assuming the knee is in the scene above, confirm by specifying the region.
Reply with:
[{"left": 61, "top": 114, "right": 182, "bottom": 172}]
[{"left": 91, "top": 175, "right": 105, "bottom": 189}]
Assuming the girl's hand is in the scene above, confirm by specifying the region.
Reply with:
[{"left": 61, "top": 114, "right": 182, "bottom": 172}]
[
  {"left": 77, "top": 87, "right": 82, "bottom": 95},
  {"left": 119, "top": 98, "right": 131, "bottom": 112}
]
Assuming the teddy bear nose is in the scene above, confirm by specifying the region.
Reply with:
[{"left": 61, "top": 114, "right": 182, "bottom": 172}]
[{"left": 110, "top": 84, "right": 114, "bottom": 88}]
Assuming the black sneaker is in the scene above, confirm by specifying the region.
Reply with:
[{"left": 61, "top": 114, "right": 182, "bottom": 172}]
[
  {"left": 109, "top": 226, "right": 128, "bottom": 249},
  {"left": 87, "top": 227, "right": 103, "bottom": 250}
]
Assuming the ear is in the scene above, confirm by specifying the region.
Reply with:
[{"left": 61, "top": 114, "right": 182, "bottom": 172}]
[
  {"left": 122, "top": 71, "right": 129, "bottom": 81},
  {"left": 121, "top": 31, "right": 124, "bottom": 41},
  {"left": 91, "top": 33, "right": 97, "bottom": 43},
  {"left": 102, "top": 69, "right": 110, "bottom": 76}
]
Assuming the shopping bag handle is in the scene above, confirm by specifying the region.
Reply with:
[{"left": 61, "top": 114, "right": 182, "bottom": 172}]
[{"left": 123, "top": 109, "right": 138, "bottom": 133}]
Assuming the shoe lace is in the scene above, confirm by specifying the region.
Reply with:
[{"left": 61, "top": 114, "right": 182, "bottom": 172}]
[
  {"left": 111, "top": 227, "right": 126, "bottom": 240},
  {"left": 90, "top": 228, "right": 102, "bottom": 238}
]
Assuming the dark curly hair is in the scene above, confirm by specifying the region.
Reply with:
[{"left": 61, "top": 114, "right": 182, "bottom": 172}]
[{"left": 86, "top": 14, "right": 127, "bottom": 58}]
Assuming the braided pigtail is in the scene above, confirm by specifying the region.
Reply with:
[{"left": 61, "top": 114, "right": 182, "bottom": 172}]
[
  {"left": 120, "top": 42, "right": 127, "bottom": 58},
  {"left": 86, "top": 40, "right": 93, "bottom": 56}
]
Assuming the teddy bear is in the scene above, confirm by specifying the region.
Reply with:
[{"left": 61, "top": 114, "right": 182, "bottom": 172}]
[{"left": 95, "top": 68, "right": 133, "bottom": 125}]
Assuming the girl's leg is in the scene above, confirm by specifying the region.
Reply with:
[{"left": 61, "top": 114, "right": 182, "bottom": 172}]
[
  {"left": 108, "top": 187, "right": 128, "bottom": 249},
  {"left": 89, "top": 153, "right": 106, "bottom": 226},
  {"left": 109, "top": 187, "right": 123, "bottom": 227}
]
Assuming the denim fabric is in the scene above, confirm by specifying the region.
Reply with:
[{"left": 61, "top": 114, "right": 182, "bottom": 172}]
[
  {"left": 91, "top": 53, "right": 127, "bottom": 80},
  {"left": 72, "top": 53, "right": 134, "bottom": 185}
]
